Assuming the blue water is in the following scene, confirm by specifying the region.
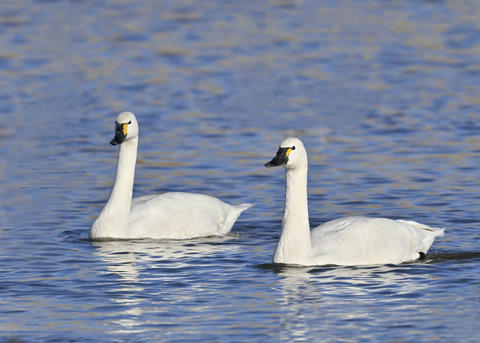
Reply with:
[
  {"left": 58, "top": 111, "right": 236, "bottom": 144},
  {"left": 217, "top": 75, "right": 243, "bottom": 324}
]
[{"left": 1, "top": 0, "right": 480, "bottom": 342}]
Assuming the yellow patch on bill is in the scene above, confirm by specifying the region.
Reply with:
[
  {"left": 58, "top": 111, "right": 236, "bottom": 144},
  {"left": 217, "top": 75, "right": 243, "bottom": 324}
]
[
  {"left": 286, "top": 147, "right": 293, "bottom": 157},
  {"left": 122, "top": 123, "right": 129, "bottom": 136}
]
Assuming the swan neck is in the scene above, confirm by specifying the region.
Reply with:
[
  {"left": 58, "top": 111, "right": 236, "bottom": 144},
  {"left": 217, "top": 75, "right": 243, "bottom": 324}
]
[
  {"left": 109, "top": 137, "right": 137, "bottom": 211},
  {"left": 91, "top": 137, "right": 137, "bottom": 237},
  {"left": 274, "top": 166, "right": 312, "bottom": 264},
  {"left": 285, "top": 167, "right": 308, "bottom": 211}
]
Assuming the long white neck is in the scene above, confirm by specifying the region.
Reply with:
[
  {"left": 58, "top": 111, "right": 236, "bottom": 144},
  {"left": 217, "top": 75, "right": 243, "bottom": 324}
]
[
  {"left": 90, "top": 137, "right": 138, "bottom": 238},
  {"left": 273, "top": 165, "right": 312, "bottom": 264}
]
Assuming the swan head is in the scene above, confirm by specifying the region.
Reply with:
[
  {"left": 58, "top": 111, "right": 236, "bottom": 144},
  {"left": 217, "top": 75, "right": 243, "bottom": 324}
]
[
  {"left": 265, "top": 137, "right": 307, "bottom": 170},
  {"left": 110, "top": 112, "right": 139, "bottom": 145}
]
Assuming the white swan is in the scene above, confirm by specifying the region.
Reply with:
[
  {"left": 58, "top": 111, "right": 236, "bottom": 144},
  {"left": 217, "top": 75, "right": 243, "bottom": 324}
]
[
  {"left": 265, "top": 137, "right": 445, "bottom": 266},
  {"left": 90, "top": 112, "right": 252, "bottom": 240}
]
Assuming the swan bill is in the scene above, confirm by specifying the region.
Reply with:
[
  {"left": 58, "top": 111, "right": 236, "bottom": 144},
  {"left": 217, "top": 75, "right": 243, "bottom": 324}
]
[
  {"left": 110, "top": 121, "right": 130, "bottom": 145},
  {"left": 265, "top": 147, "right": 293, "bottom": 167}
]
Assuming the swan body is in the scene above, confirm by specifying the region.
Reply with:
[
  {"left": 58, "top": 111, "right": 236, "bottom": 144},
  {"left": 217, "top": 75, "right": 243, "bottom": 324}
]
[
  {"left": 90, "top": 112, "right": 252, "bottom": 240},
  {"left": 265, "top": 137, "right": 445, "bottom": 266}
]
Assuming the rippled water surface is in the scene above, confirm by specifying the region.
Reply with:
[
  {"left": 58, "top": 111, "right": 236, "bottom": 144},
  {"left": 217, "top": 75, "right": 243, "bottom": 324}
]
[{"left": 1, "top": 1, "right": 480, "bottom": 342}]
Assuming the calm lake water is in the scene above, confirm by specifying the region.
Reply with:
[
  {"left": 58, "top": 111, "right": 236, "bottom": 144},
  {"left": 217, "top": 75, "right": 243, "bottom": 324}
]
[{"left": 1, "top": 0, "right": 480, "bottom": 342}]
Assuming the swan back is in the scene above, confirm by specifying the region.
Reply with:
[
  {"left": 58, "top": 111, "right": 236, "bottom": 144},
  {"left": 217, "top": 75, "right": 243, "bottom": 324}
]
[
  {"left": 309, "top": 217, "right": 445, "bottom": 265},
  {"left": 128, "top": 193, "right": 252, "bottom": 239}
]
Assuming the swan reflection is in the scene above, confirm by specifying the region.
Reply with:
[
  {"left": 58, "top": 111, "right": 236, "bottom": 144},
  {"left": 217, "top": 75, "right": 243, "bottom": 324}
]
[
  {"left": 91, "top": 236, "right": 239, "bottom": 333},
  {"left": 272, "top": 263, "right": 439, "bottom": 341}
]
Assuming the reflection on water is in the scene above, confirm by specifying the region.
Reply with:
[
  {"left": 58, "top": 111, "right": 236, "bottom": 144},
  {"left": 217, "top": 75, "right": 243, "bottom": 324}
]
[
  {"left": 1, "top": 0, "right": 480, "bottom": 342},
  {"left": 271, "top": 259, "right": 480, "bottom": 342},
  {"left": 90, "top": 236, "right": 255, "bottom": 337}
]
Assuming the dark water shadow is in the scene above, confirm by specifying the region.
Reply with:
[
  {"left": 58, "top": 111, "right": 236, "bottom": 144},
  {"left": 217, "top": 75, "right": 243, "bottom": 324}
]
[
  {"left": 256, "top": 250, "right": 480, "bottom": 274},
  {"left": 425, "top": 251, "right": 480, "bottom": 263}
]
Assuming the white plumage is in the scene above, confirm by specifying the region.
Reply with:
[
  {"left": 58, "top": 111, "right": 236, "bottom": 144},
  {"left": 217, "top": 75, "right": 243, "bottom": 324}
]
[
  {"left": 265, "top": 137, "right": 445, "bottom": 266},
  {"left": 90, "top": 112, "right": 252, "bottom": 240}
]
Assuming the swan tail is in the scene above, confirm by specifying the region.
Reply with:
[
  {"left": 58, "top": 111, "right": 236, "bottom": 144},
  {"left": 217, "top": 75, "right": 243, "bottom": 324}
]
[
  {"left": 421, "top": 226, "right": 445, "bottom": 252},
  {"left": 398, "top": 220, "right": 446, "bottom": 236},
  {"left": 235, "top": 203, "right": 254, "bottom": 213},
  {"left": 397, "top": 220, "right": 445, "bottom": 255},
  {"left": 431, "top": 226, "right": 446, "bottom": 237},
  {"left": 220, "top": 203, "right": 253, "bottom": 234}
]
